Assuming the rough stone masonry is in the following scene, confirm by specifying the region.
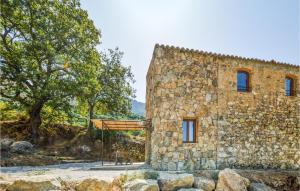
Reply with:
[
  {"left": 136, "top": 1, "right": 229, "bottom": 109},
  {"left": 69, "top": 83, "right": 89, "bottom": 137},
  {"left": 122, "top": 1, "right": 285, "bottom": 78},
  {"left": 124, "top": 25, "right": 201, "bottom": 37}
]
[{"left": 145, "top": 44, "right": 299, "bottom": 171}]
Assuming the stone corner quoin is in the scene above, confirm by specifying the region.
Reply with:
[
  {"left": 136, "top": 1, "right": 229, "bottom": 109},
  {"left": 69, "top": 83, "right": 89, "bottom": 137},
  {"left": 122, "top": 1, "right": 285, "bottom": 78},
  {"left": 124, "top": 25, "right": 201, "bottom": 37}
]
[{"left": 145, "top": 44, "right": 300, "bottom": 171}]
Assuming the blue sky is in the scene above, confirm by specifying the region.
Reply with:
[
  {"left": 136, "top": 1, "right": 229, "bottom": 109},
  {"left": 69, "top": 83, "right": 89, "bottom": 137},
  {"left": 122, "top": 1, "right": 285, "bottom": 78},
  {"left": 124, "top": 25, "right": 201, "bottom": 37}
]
[{"left": 80, "top": 0, "right": 299, "bottom": 102}]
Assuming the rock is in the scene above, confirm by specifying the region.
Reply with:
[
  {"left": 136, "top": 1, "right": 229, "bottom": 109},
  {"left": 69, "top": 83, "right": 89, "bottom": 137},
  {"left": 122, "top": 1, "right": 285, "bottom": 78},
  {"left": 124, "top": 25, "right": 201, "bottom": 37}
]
[
  {"left": 194, "top": 177, "right": 215, "bottom": 191},
  {"left": 73, "top": 145, "right": 91, "bottom": 154},
  {"left": 120, "top": 170, "right": 159, "bottom": 183},
  {"left": 249, "top": 183, "right": 275, "bottom": 191},
  {"left": 0, "top": 183, "right": 9, "bottom": 191},
  {"left": 0, "top": 138, "right": 14, "bottom": 151},
  {"left": 123, "top": 179, "right": 159, "bottom": 191},
  {"left": 202, "top": 160, "right": 216, "bottom": 169},
  {"left": 177, "top": 189, "right": 203, "bottom": 191},
  {"left": 167, "top": 162, "right": 177, "bottom": 171},
  {"left": 60, "top": 180, "right": 78, "bottom": 191},
  {"left": 7, "top": 180, "right": 57, "bottom": 191},
  {"left": 215, "top": 168, "right": 250, "bottom": 191},
  {"left": 195, "top": 170, "right": 219, "bottom": 180},
  {"left": 10, "top": 141, "right": 34, "bottom": 154},
  {"left": 78, "top": 145, "right": 91, "bottom": 152},
  {"left": 157, "top": 172, "right": 194, "bottom": 191},
  {"left": 236, "top": 169, "right": 300, "bottom": 191},
  {"left": 110, "top": 177, "right": 122, "bottom": 191},
  {"left": 75, "top": 179, "right": 110, "bottom": 191}
]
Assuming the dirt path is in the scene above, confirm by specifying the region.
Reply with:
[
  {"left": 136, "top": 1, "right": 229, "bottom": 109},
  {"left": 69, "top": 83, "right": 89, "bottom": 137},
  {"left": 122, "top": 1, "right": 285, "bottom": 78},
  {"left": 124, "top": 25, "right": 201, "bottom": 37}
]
[{"left": 0, "top": 161, "right": 144, "bottom": 187}]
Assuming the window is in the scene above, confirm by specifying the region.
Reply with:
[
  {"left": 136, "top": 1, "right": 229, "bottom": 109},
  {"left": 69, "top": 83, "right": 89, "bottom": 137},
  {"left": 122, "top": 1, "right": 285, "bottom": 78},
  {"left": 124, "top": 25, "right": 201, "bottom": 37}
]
[
  {"left": 285, "top": 77, "right": 295, "bottom": 96},
  {"left": 182, "top": 119, "right": 196, "bottom": 143},
  {"left": 237, "top": 71, "right": 250, "bottom": 92}
]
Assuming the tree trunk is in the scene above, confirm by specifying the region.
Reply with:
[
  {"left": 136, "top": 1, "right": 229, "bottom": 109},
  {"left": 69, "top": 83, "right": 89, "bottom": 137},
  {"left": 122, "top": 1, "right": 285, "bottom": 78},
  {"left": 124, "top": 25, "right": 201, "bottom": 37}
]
[
  {"left": 88, "top": 102, "right": 95, "bottom": 138},
  {"left": 29, "top": 100, "right": 45, "bottom": 144}
]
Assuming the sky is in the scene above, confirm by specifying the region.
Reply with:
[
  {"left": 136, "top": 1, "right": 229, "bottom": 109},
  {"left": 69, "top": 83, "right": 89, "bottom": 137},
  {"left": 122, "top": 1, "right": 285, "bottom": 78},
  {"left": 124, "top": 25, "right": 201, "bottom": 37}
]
[{"left": 80, "top": 0, "right": 299, "bottom": 102}]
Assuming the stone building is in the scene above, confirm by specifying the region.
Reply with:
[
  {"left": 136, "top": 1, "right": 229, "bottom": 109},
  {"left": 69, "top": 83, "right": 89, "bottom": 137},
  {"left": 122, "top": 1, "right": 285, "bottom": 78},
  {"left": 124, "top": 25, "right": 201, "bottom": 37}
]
[{"left": 145, "top": 44, "right": 299, "bottom": 171}]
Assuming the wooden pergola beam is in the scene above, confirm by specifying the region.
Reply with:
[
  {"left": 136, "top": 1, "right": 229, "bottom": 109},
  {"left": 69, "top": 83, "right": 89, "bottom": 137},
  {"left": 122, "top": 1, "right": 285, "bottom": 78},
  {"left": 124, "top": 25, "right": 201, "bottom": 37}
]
[
  {"left": 91, "top": 119, "right": 147, "bottom": 131},
  {"left": 106, "top": 127, "right": 144, "bottom": 131}
]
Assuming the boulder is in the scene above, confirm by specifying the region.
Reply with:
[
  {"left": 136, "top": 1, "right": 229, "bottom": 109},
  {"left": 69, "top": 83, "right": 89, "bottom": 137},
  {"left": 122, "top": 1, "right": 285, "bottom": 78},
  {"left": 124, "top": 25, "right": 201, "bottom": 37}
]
[
  {"left": 0, "top": 183, "right": 9, "bottom": 191},
  {"left": 75, "top": 179, "right": 110, "bottom": 191},
  {"left": 110, "top": 177, "right": 122, "bottom": 191},
  {"left": 7, "top": 180, "right": 57, "bottom": 191},
  {"left": 157, "top": 172, "right": 194, "bottom": 191},
  {"left": 71, "top": 145, "right": 92, "bottom": 155},
  {"left": 60, "top": 180, "right": 78, "bottom": 191},
  {"left": 0, "top": 138, "right": 14, "bottom": 151},
  {"left": 194, "top": 177, "right": 215, "bottom": 191},
  {"left": 119, "top": 170, "right": 159, "bottom": 184},
  {"left": 77, "top": 145, "right": 91, "bottom": 153},
  {"left": 10, "top": 141, "right": 34, "bottom": 154},
  {"left": 215, "top": 168, "right": 250, "bottom": 191},
  {"left": 236, "top": 169, "right": 300, "bottom": 191},
  {"left": 249, "top": 183, "right": 275, "bottom": 191},
  {"left": 195, "top": 170, "right": 219, "bottom": 180},
  {"left": 123, "top": 179, "right": 159, "bottom": 191},
  {"left": 177, "top": 189, "right": 203, "bottom": 191}
]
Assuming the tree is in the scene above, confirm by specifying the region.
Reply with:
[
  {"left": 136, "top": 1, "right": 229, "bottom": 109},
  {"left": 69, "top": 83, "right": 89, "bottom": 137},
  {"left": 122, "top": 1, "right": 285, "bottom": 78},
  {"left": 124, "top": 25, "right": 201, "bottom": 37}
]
[
  {"left": 84, "top": 48, "right": 135, "bottom": 131},
  {"left": 0, "top": 0, "right": 100, "bottom": 142}
]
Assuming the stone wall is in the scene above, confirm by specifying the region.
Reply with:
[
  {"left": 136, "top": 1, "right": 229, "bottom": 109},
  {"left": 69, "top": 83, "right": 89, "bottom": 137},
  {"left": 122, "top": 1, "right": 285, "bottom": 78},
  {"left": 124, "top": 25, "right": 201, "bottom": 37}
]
[
  {"left": 146, "top": 45, "right": 219, "bottom": 171},
  {"left": 146, "top": 44, "right": 300, "bottom": 171},
  {"left": 217, "top": 59, "right": 300, "bottom": 169}
]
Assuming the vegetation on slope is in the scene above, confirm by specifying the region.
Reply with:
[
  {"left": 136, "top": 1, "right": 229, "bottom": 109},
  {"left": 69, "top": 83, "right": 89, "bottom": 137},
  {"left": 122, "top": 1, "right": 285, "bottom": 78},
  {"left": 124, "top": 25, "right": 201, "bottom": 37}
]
[
  {"left": 0, "top": 0, "right": 145, "bottom": 166},
  {"left": 0, "top": 0, "right": 137, "bottom": 142}
]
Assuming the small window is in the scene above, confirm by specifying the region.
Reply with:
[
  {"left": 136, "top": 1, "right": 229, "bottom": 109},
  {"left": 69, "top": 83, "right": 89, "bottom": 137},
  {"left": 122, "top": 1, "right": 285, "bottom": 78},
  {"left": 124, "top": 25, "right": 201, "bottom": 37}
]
[
  {"left": 182, "top": 119, "right": 196, "bottom": 143},
  {"left": 285, "top": 77, "right": 295, "bottom": 96},
  {"left": 237, "top": 71, "right": 250, "bottom": 92}
]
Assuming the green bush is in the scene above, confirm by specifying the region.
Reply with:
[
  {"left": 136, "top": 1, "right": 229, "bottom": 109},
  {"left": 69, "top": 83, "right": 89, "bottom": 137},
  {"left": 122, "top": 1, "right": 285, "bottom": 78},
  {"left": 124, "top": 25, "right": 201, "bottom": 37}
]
[{"left": 0, "top": 101, "right": 26, "bottom": 121}]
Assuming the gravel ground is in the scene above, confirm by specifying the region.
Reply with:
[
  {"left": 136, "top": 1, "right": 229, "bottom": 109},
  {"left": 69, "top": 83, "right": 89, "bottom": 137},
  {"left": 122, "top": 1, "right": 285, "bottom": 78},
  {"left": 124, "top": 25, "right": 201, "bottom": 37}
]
[{"left": 0, "top": 161, "right": 144, "bottom": 186}]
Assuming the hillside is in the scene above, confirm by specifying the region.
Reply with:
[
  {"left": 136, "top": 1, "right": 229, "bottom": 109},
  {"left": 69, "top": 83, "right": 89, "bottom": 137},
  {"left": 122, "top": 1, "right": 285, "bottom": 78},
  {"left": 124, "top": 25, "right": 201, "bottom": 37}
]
[
  {"left": 131, "top": 100, "right": 145, "bottom": 116},
  {"left": 0, "top": 120, "right": 145, "bottom": 166}
]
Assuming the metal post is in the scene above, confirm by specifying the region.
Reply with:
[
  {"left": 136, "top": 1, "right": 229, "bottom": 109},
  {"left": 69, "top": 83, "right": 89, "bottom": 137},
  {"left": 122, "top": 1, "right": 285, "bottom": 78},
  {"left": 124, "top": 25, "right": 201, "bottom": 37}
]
[
  {"left": 109, "top": 130, "right": 111, "bottom": 161},
  {"left": 101, "top": 120, "right": 104, "bottom": 166}
]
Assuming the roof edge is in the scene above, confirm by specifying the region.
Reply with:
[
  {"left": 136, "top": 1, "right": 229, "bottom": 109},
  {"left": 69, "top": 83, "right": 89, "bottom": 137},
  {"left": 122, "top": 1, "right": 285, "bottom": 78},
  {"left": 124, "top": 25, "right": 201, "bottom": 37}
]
[{"left": 154, "top": 43, "right": 299, "bottom": 68}]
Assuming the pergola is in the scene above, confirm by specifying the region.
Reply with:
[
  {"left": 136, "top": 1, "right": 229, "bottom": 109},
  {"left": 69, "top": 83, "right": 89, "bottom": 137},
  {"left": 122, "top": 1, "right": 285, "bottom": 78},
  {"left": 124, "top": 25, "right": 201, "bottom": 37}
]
[
  {"left": 91, "top": 119, "right": 148, "bottom": 131},
  {"left": 91, "top": 119, "right": 150, "bottom": 166}
]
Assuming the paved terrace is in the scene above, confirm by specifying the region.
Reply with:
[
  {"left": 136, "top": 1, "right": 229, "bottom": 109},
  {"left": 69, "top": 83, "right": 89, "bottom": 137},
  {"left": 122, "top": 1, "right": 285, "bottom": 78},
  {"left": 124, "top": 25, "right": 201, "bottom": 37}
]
[{"left": 0, "top": 162, "right": 145, "bottom": 186}]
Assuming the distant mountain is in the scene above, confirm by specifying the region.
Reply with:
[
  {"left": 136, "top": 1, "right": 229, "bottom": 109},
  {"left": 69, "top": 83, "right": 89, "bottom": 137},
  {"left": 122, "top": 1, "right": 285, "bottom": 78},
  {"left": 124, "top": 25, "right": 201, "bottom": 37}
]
[{"left": 131, "top": 100, "right": 145, "bottom": 116}]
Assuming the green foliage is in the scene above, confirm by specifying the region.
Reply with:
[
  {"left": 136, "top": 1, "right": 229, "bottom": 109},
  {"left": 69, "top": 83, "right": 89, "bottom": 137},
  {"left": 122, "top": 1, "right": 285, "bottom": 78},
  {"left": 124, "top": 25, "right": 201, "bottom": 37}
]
[
  {"left": 97, "top": 48, "right": 135, "bottom": 115},
  {"left": 0, "top": 101, "right": 26, "bottom": 120},
  {"left": 79, "top": 48, "right": 136, "bottom": 130},
  {"left": 126, "top": 130, "right": 145, "bottom": 137},
  {"left": 40, "top": 105, "right": 69, "bottom": 127},
  {"left": 0, "top": 0, "right": 138, "bottom": 134},
  {"left": 94, "top": 113, "right": 144, "bottom": 120},
  {"left": 0, "top": 0, "right": 100, "bottom": 106},
  {"left": 0, "top": 0, "right": 100, "bottom": 135}
]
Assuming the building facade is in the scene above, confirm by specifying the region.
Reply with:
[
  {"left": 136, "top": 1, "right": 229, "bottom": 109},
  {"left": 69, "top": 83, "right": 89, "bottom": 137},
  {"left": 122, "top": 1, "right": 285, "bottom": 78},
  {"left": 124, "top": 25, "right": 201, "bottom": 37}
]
[{"left": 145, "top": 44, "right": 299, "bottom": 171}]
